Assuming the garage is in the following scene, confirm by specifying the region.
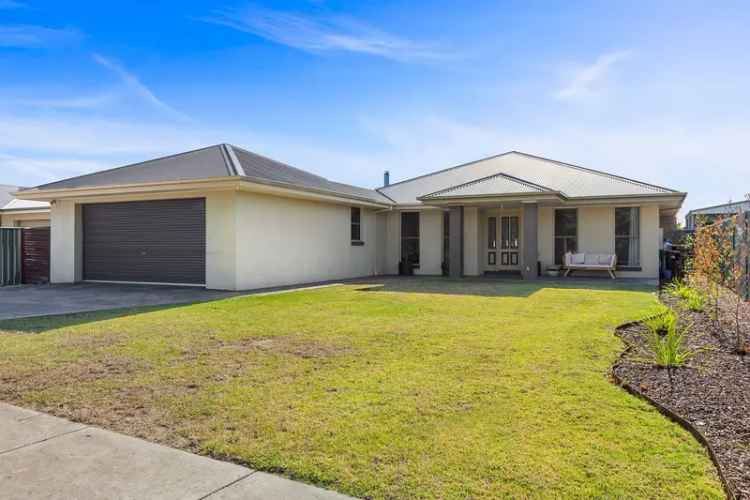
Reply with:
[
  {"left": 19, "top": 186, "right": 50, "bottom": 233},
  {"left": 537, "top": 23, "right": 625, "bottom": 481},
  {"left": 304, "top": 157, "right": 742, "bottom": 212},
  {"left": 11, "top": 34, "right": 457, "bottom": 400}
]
[{"left": 83, "top": 198, "right": 206, "bottom": 285}]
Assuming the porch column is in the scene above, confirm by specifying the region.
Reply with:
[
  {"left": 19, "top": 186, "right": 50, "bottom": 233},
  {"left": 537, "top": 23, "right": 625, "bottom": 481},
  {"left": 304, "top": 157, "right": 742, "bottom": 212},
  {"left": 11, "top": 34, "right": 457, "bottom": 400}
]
[
  {"left": 449, "top": 206, "right": 463, "bottom": 278},
  {"left": 522, "top": 203, "right": 539, "bottom": 280}
]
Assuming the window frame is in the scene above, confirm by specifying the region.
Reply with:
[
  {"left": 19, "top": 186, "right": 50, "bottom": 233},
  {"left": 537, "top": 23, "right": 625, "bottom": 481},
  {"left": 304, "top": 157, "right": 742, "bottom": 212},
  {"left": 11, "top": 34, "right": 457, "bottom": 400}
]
[
  {"left": 554, "top": 208, "right": 578, "bottom": 265},
  {"left": 442, "top": 211, "right": 450, "bottom": 272},
  {"left": 614, "top": 206, "right": 640, "bottom": 267},
  {"left": 350, "top": 207, "right": 364, "bottom": 246},
  {"left": 401, "top": 211, "right": 420, "bottom": 267},
  {"left": 488, "top": 216, "right": 497, "bottom": 249}
]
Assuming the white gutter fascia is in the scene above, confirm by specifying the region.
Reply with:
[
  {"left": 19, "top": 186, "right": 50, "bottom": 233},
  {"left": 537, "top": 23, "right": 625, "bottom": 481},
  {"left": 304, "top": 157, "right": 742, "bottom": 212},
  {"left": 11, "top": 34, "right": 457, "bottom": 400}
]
[
  {"left": 15, "top": 177, "right": 239, "bottom": 201},
  {"left": 237, "top": 180, "right": 390, "bottom": 209}
]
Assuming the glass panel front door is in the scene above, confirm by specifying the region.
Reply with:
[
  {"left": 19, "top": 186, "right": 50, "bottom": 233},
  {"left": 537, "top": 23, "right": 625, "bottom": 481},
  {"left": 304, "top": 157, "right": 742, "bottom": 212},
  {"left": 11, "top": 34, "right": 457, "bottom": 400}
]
[
  {"left": 500, "top": 216, "right": 520, "bottom": 267},
  {"left": 487, "top": 214, "right": 520, "bottom": 269}
]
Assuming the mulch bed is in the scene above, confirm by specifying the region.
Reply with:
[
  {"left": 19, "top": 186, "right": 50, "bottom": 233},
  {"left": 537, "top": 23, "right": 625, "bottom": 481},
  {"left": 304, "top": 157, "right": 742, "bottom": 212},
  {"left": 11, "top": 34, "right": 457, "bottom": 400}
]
[{"left": 612, "top": 292, "right": 750, "bottom": 499}]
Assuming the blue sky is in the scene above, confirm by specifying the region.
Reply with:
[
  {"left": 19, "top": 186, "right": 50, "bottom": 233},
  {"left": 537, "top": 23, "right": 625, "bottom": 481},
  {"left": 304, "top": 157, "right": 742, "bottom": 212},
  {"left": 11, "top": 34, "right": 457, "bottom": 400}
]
[{"left": 1, "top": 1, "right": 748, "bottom": 216}]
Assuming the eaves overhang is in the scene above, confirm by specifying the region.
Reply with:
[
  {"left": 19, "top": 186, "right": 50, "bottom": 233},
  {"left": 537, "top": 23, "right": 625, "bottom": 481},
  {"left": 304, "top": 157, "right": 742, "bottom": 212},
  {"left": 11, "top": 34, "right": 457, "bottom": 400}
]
[
  {"left": 17, "top": 176, "right": 393, "bottom": 209},
  {"left": 418, "top": 191, "right": 564, "bottom": 205}
]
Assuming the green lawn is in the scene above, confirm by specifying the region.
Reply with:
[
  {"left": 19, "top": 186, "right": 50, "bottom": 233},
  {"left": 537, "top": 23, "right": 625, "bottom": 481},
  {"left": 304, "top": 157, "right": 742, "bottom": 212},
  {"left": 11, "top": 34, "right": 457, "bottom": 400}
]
[{"left": 0, "top": 279, "right": 722, "bottom": 498}]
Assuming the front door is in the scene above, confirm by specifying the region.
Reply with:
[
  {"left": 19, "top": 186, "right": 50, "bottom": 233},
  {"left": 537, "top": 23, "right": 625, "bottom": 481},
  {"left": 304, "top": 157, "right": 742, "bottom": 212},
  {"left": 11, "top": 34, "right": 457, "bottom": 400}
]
[
  {"left": 500, "top": 215, "right": 520, "bottom": 268},
  {"left": 487, "top": 214, "right": 520, "bottom": 270}
]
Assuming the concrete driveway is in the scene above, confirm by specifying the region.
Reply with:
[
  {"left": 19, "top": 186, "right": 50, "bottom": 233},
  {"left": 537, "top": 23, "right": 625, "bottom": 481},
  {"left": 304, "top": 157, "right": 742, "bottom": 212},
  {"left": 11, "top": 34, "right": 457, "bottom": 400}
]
[
  {"left": 0, "top": 403, "right": 351, "bottom": 500},
  {"left": 0, "top": 283, "right": 239, "bottom": 321}
]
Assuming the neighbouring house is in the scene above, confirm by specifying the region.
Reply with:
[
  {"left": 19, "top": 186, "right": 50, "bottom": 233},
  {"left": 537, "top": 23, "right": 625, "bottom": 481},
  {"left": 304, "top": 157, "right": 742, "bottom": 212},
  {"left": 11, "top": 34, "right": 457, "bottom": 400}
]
[
  {"left": 0, "top": 184, "right": 51, "bottom": 228},
  {"left": 685, "top": 200, "right": 750, "bottom": 230},
  {"left": 16, "top": 145, "right": 685, "bottom": 290}
]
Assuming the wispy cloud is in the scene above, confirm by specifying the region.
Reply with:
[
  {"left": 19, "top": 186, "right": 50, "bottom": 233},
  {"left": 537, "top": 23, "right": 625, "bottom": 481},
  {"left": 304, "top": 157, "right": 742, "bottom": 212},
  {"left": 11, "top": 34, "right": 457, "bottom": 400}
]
[
  {"left": 555, "top": 50, "right": 631, "bottom": 100},
  {"left": 0, "top": 0, "right": 27, "bottom": 9},
  {"left": 202, "top": 6, "right": 454, "bottom": 63},
  {"left": 16, "top": 93, "right": 117, "bottom": 110},
  {"left": 0, "top": 25, "right": 82, "bottom": 48},
  {"left": 92, "top": 53, "right": 191, "bottom": 122},
  {"left": 0, "top": 153, "right": 110, "bottom": 185}
]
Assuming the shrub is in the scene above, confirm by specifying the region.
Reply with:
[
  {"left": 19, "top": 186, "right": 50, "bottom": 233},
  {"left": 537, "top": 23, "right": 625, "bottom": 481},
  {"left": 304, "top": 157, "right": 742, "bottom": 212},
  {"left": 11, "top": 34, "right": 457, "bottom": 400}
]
[
  {"left": 685, "top": 291, "right": 705, "bottom": 312},
  {"left": 664, "top": 281, "right": 705, "bottom": 312},
  {"left": 644, "top": 310, "right": 693, "bottom": 368}
]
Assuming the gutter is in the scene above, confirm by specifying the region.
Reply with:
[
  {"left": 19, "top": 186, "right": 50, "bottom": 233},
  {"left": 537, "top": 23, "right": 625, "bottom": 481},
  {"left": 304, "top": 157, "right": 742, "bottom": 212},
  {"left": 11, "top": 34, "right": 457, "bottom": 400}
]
[{"left": 18, "top": 176, "right": 393, "bottom": 209}]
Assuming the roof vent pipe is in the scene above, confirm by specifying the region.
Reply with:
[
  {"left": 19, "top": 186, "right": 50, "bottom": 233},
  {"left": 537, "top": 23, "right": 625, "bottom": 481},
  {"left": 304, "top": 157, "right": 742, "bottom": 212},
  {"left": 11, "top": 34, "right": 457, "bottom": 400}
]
[{"left": 384, "top": 170, "right": 390, "bottom": 187}]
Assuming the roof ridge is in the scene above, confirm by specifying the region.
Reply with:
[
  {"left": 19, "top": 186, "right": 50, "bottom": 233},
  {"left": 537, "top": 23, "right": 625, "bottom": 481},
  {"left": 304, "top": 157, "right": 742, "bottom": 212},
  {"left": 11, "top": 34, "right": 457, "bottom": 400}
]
[
  {"left": 229, "top": 144, "right": 331, "bottom": 182},
  {"left": 230, "top": 144, "right": 390, "bottom": 202},
  {"left": 378, "top": 151, "right": 516, "bottom": 190},
  {"left": 223, "top": 145, "right": 246, "bottom": 176},
  {"left": 24, "top": 144, "right": 227, "bottom": 192},
  {"left": 421, "top": 171, "right": 550, "bottom": 199},
  {"left": 508, "top": 151, "right": 679, "bottom": 194}
]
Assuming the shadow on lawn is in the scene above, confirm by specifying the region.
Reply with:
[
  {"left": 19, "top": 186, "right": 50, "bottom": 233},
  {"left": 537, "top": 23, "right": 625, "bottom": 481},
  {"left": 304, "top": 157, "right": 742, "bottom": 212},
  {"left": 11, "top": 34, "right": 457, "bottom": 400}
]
[
  {"left": 352, "top": 276, "right": 655, "bottom": 298},
  {"left": 0, "top": 303, "right": 191, "bottom": 334}
]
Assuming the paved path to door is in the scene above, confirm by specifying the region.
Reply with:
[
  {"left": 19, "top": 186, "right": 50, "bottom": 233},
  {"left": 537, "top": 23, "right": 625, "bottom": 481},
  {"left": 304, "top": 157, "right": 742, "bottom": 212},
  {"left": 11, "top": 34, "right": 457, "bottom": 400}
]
[{"left": 0, "top": 403, "right": 352, "bottom": 500}]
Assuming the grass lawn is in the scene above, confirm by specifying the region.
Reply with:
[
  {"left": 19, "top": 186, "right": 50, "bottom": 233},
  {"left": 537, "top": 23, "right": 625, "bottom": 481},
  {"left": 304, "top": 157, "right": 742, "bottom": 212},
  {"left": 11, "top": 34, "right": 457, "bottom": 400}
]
[{"left": 0, "top": 279, "right": 722, "bottom": 498}]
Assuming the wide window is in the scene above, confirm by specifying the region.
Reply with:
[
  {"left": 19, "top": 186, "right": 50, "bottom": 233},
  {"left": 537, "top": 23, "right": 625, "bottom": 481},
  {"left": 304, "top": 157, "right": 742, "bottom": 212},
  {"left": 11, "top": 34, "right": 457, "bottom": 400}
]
[
  {"left": 401, "top": 212, "right": 420, "bottom": 266},
  {"left": 554, "top": 209, "right": 577, "bottom": 265},
  {"left": 351, "top": 207, "right": 362, "bottom": 244},
  {"left": 615, "top": 207, "right": 640, "bottom": 266}
]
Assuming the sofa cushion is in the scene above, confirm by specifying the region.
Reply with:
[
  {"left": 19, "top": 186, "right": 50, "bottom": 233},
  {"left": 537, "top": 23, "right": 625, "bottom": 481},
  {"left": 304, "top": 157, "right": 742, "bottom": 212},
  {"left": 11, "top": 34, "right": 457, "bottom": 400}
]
[
  {"left": 584, "top": 254, "right": 599, "bottom": 265},
  {"left": 571, "top": 253, "right": 585, "bottom": 265},
  {"left": 598, "top": 254, "right": 613, "bottom": 265}
]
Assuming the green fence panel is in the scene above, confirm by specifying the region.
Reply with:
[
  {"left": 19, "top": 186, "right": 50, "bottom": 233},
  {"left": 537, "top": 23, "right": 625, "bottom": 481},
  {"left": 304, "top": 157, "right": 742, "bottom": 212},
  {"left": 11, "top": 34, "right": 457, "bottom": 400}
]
[{"left": 0, "top": 228, "right": 22, "bottom": 286}]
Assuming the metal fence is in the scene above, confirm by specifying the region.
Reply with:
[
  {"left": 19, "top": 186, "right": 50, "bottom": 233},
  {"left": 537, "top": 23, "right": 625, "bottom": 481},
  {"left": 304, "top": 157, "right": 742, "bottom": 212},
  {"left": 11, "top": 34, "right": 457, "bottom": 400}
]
[
  {"left": 735, "top": 212, "right": 750, "bottom": 300},
  {"left": 0, "top": 227, "right": 23, "bottom": 286},
  {"left": 716, "top": 211, "right": 750, "bottom": 300}
]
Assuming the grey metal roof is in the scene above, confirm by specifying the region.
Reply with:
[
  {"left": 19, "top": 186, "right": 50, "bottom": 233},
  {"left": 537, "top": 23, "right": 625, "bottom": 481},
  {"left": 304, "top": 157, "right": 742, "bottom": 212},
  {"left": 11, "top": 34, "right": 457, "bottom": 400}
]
[
  {"left": 379, "top": 151, "right": 681, "bottom": 204},
  {"left": 28, "top": 145, "right": 235, "bottom": 191},
  {"left": 231, "top": 147, "right": 393, "bottom": 204},
  {"left": 686, "top": 200, "right": 750, "bottom": 217},
  {"left": 2, "top": 198, "right": 50, "bottom": 211},
  {"left": 25, "top": 144, "right": 392, "bottom": 205},
  {"left": 0, "top": 184, "right": 50, "bottom": 211},
  {"left": 421, "top": 172, "right": 548, "bottom": 199}
]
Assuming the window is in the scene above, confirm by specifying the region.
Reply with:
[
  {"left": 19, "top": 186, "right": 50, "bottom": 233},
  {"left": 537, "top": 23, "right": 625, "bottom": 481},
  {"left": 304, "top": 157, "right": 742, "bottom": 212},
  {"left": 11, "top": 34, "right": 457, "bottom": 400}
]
[
  {"left": 615, "top": 207, "right": 640, "bottom": 266},
  {"left": 488, "top": 217, "right": 497, "bottom": 249},
  {"left": 501, "top": 216, "right": 519, "bottom": 249},
  {"left": 350, "top": 207, "right": 363, "bottom": 245},
  {"left": 401, "top": 212, "right": 420, "bottom": 266},
  {"left": 443, "top": 211, "right": 450, "bottom": 271},
  {"left": 554, "top": 209, "right": 577, "bottom": 265}
]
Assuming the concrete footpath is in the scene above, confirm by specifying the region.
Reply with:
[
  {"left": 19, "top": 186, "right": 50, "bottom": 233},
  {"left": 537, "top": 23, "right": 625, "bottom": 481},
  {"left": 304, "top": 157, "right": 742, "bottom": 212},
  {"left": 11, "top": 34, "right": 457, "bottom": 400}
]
[{"left": 0, "top": 403, "right": 352, "bottom": 500}]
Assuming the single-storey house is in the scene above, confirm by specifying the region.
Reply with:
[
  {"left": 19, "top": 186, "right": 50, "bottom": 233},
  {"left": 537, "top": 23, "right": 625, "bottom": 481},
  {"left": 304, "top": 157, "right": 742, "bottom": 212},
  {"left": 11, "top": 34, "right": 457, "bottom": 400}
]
[
  {"left": 0, "top": 185, "right": 50, "bottom": 228},
  {"left": 685, "top": 200, "right": 750, "bottom": 230},
  {"left": 17, "top": 145, "right": 685, "bottom": 290}
]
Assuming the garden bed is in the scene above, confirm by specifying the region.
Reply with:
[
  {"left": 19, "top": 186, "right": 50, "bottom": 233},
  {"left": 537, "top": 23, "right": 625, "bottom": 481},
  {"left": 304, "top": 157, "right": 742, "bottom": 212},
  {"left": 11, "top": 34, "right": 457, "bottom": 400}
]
[{"left": 613, "top": 293, "right": 750, "bottom": 499}]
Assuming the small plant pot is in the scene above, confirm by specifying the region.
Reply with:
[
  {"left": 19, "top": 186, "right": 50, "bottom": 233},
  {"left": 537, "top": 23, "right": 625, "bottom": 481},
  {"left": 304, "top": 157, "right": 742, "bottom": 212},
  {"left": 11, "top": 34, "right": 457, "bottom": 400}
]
[{"left": 547, "top": 270, "right": 560, "bottom": 277}]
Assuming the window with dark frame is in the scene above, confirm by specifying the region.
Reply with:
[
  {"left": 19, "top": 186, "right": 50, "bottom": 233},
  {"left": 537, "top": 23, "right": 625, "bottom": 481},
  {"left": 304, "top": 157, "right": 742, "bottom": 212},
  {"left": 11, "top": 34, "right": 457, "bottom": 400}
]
[
  {"left": 615, "top": 207, "right": 640, "bottom": 266},
  {"left": 554, "top": 209, "right": 578, "bottom": 265},
  {"left": 443, "top": 211, "right": 450, "bottom": 271},
  {"left": 350, "top": 207, "right": 362, "bottom": 244},
  {"left": 401, "top": 212, "right": 420, "bottom": 266},
  {"left": 488, "top": 217, "right": 497, "bottom": 249}
]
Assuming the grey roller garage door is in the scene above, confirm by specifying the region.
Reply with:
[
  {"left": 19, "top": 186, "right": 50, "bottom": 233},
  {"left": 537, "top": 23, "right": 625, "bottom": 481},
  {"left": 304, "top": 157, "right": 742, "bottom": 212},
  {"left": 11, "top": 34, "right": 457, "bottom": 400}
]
[{"left": 83, "top": 199, "right": 206, "bottom": 285}]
